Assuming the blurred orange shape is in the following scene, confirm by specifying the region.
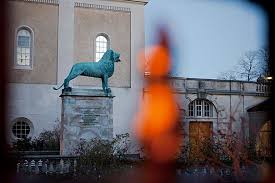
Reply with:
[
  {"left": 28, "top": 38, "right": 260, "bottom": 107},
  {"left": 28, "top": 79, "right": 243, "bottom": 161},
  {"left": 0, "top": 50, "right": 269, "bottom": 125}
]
[
  {"left": 134, "top": 83, "right": 181, "bottom": 163},
  {"left": 135, "top": 31, "right": 182, "bottom": 164},
  {"left": 150, "top": 133, "right": 181, "bottom": 163},
  {"left": 136, "top": 84, "right": 178, "bottom": 140},
  {"left": 138, "top": 46, "right": 171, "bottom": 77}
]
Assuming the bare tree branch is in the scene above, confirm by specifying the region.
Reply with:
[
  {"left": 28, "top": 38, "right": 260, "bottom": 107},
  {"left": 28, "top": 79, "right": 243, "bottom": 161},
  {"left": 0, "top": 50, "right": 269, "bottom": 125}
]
[
  {"left": 236, "top": 51, "right": 260, "bottom": 81},
  {"left": 257, "top": 48, "right": 270, "bottom": 77},
  {"left": 218, "top": 70, "right": 237, "bottom": 80},
  {"left": 218, "top": 49, "right": 269, "bottom": 81}
]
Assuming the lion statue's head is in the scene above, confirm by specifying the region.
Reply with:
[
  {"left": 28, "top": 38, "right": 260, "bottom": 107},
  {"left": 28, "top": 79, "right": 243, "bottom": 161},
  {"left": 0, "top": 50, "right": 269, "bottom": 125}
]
[{"left": 101, "top": 49, "right": 121, "bottom": 62}]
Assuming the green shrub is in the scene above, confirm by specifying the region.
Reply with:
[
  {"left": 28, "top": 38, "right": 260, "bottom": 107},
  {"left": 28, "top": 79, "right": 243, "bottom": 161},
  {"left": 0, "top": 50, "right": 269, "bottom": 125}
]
[
  {"left": 177, "top": 134, "right": 263, "bottom": 167},
  {"left": 74, "top": 133, "right": 133, "bottom": 179},
  {"left": 11, "top": 125, "right": 60, "bottom": 152},
  {"left": 12, "top": 137, "right": 33, "bottom": 151}
]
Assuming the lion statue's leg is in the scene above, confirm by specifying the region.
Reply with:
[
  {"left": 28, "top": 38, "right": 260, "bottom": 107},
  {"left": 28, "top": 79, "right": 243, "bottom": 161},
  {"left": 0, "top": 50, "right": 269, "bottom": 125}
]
[
  {"left": 102, "top": 75, "right": 111, "bottom": 95},
  {"left": 101, "top": 77, "right": 106, "bottom": 93},
  {"left": 64, "top": 66, "right": 84, "bottom": 89}
]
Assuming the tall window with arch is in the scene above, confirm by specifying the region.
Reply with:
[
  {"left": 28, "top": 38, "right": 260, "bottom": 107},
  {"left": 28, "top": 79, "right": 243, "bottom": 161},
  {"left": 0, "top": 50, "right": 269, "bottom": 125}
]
[
  {"left": 95, "top": 34, "right": 109, "bottom": 62},
  {"left": 16, "top": 26, "right": 33, "bottom": 68}
]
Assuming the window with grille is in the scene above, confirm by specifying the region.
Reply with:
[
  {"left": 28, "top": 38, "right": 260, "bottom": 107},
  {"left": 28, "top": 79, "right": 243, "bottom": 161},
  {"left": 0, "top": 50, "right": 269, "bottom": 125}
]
[
  {"left": 12, "top": 120, "right": 31, "bottom": 139},
  {"left": 188, "top": 99, "right": 215, "bottom": 117},
  {"left": 95, "top": 34, "right": 109, "bottom": 62},
  {"left": 188, "top": 102, "right": 194, "bottom": 117},
  {"left": 16, "top": 27, "right": 33, "bottom": 68},
  {"left": 196, "top": 100, "right": 202, "bottom": 116},
  {"left": 11, "top": 118, "right": 33, "bottom": 139},
  {"left": 204, "top": 102, "right": 210, "bottom": 116}
]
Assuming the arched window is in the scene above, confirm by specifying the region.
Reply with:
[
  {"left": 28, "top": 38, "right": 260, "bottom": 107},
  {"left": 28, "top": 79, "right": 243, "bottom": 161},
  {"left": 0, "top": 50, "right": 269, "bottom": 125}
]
[
  {"left": 95, "top": 34, "right": 110, "bottom": 62},
  {"left": 15, "top": 26, "right": 33, "bottom": 68},
  {"left": 188, "top": 99, "right": 216, "bottom": 117},
  {"left": 11, "top": 117, "right": 33, "bottom": 139}
]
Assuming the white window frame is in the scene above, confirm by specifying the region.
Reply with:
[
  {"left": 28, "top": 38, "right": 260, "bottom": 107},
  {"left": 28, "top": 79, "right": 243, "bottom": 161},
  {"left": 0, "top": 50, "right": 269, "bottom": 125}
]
[
  {"left": 196, "top": 100, "right": 202, "bottom": 117},
  {"left": 94, "top": 33, "right": 110, "bottom": 62},
  {"left": 188, "top": 99, "right": 215, "bottom": 117},
  {"left": 14, "top": 25, "right": 34, "bottom": 70}
]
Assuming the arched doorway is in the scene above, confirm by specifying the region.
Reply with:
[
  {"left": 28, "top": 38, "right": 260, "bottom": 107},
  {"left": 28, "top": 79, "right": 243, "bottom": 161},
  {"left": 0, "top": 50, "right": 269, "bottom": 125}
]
[{"left": 187, "top": 99, "right": 217, "bottom": 160}]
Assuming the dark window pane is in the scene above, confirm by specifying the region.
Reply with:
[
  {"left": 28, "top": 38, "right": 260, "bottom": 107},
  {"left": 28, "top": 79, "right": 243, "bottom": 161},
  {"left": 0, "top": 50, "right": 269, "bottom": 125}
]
[{"left": 12, "top": 120, "right": 31, "bottom": 138}]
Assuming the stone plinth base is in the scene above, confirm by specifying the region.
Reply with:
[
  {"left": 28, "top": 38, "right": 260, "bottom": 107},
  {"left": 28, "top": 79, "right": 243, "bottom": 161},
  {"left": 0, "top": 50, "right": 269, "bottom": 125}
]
[{"left": 60, "top": 88, "right": 114, "bottom": 155}]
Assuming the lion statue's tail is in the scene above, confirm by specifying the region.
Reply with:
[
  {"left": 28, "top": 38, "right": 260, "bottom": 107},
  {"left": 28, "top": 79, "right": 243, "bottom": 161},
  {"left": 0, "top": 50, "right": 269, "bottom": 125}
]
[{"left": 53, "top": 83, "right": 64, "bottom": 90}]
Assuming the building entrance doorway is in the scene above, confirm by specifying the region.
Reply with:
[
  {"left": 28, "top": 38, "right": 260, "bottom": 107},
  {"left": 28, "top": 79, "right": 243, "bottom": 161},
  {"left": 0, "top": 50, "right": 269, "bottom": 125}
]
[{"left": 189, "top": 122, "right": 212, "bottom": 160}]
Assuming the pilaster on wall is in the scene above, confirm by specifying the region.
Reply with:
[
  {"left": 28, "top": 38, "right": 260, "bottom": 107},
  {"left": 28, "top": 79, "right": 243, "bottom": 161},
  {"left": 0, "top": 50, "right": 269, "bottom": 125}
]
[{"left": 58, "top": 0, "right": 75, "bottom": 84}]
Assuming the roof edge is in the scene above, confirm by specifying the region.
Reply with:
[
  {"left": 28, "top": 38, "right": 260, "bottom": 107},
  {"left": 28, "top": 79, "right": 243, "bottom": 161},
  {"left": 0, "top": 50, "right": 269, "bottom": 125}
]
[
  {"left": 144, "top": 73, "right": 261, "bottom": 83},
  {"left": 102, "top": 0, "right": 149, "bottom": 5}
]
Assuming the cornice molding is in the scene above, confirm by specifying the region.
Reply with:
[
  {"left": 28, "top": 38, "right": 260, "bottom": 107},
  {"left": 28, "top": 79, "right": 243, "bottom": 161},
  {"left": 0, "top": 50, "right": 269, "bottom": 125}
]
[
  {"left": 75, "top": 2, "right": 131, "bottom": 12},
  {"left": 9, "top": 0, "right": 59, "bottom": 5},
  {"left": 100, "top": 0, "right": 149, "bottom": 5}
]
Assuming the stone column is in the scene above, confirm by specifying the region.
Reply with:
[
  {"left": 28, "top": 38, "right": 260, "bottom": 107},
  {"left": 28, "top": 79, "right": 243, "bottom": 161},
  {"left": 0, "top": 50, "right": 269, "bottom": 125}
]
[{"left": 60, "top": 88, "right": 114, "bottom": 155}]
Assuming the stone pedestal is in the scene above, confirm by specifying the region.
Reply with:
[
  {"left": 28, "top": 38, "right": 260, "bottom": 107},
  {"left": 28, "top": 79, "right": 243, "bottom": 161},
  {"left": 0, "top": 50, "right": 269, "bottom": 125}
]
[{"left": 60, "top": 88, "right": 114, "bottom": 155}]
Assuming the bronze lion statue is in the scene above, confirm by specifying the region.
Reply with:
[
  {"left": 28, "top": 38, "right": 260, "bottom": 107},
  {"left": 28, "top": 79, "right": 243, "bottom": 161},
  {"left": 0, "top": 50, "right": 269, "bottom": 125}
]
[{"left": 53, "top": 49, "right": 121, "bottom": 95}]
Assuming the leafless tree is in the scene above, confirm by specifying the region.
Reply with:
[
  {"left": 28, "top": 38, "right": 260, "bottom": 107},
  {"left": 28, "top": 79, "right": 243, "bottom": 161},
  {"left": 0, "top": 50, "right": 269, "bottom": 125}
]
[
  {"left": 236, "top": 51, "right": 260, "bottom": 81},
  {"left": 218, "top": 49, "right": 270, "bottom": 81},
  {"left": 257, "top": 48, "right": 270, "bottom": 77},
  {"left": 218, "top": 70, "right": 237, "bottom": 80}
]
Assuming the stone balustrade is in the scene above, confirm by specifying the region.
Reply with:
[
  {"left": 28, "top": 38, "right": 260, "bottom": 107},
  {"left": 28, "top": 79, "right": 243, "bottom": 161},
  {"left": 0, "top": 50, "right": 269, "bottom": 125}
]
[
  {"left": 16, "top": 155, "right": 78, "bottom": 175},
  {"left": 256, "top": 83, "right": 271, "bottom": 93},
  {"left": 165, "top": 77, "right": 271, "bottom": 96}
]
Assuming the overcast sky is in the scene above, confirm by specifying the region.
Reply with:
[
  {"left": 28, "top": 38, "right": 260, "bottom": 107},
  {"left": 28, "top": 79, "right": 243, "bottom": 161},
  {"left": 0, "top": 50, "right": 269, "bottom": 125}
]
[{"left": 144, "top": 0, "right": 267, "bottom": 79}]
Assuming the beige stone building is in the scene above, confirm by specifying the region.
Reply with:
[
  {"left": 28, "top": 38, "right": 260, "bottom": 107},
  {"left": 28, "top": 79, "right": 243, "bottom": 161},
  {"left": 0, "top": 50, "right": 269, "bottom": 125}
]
[
  {"left": 7, "top": 0, "right": 148, "bottom": 142},
  {"left": 141, "top": 76, "right": 271, "bottom": 156}
]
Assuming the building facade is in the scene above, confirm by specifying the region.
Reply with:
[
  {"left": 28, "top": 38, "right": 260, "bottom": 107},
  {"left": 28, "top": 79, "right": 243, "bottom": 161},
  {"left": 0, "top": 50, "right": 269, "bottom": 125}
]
[
  {"left": 166, "top": 77, "right": 271, "bottom": 155},
  {"left": 7, "top": 0, "right": 148, "bottom": 142},
  {"left": 6, "top": 0, "right": 271, "bottom": 156}
]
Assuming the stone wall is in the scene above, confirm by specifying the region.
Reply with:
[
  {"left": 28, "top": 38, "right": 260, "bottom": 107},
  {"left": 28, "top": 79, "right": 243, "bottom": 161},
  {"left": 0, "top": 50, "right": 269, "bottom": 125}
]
[
  {"left": 7, "top": 1, "right": 58, "bottom": 84},
  {"left": 6, "top": 83, "right": 61, "bottom": 143},
  {"left": 74, "top": 6, "right": 131, "bottom": 87},
  {"left": 7, "top": 0, "right": 146, "bottom": 143},
  {"left": 169, "top": 77, "right": 270, "bottom": 143},
  {"left": 60, "top": 89, "right": 113, "bottom": 155},
  {"left": 144, "top": 77, "right": 270, "bottom": 145}
]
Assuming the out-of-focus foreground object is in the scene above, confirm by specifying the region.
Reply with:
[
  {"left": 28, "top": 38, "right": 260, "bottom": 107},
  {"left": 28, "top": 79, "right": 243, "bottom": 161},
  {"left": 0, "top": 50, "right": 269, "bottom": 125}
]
[{"left": 132, "top": 29, "right": 182, "bottom": 183}]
